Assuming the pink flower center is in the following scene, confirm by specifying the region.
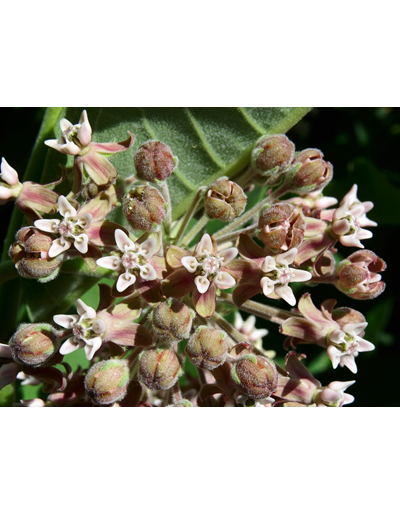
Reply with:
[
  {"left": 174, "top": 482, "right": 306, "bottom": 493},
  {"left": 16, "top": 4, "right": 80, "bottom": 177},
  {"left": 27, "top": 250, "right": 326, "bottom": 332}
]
[
  {"left": 201, "top": 255, "right": 221, "bottom": 275},
  {"left": 59, "top": 220, "right": 75, "bottom": 237}
]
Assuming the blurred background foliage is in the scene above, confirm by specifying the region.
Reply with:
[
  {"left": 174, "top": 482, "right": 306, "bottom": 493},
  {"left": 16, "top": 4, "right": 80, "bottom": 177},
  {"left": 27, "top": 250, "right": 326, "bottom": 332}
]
[{"left": 0, "top": 107, "right": 398, "bottom": 406}]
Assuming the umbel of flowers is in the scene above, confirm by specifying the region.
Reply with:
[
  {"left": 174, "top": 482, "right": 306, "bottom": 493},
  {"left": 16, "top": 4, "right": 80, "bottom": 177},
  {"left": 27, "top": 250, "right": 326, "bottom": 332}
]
[{"left": 0, "top": 110, "right": 387, "bottom": 407}]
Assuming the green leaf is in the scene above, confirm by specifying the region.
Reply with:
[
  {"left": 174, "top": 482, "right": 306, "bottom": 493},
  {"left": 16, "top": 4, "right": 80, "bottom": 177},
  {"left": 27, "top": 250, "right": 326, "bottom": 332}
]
[
  {"left": 0, "top": 383, "right": 15, "bottom": 407},
  {"left": 43, "top": 107, "right": 312, "bottom": 221}
]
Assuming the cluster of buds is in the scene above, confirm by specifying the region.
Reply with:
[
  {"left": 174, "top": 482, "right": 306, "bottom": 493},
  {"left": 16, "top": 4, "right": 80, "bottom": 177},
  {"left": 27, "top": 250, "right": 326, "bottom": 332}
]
[{"left": 0, "top": 111, "right": 386, "bottom": 407}]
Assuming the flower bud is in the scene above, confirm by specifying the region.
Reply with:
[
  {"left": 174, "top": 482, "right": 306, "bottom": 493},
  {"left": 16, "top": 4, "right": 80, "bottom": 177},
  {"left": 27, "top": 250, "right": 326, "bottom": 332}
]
[
  {"left": 336, "top": 249, "right": 386, "bottom": 300},
  {"left": 252, "top": 135, "right": 295, "bottom": 175},
  {"left": 204, "top": 179, "right": 246, "bottom": 222},
  {"left": 134, "top": 140, "right": 177, "bottom": 182},
  {"left": 84, "top": 359, "right": 130, "bottom": 405},
  {"left": 123, "top": 185, "right": 166, "bottom": 231},
  {"left": 152, "top": 298, "right": 194, "bottom": 343},
  {"left": 185, "top": 326, "right": 228, "bottom": 370},
  {"left": 258, "top": 202, "right": 305, "bottom": 250},
  {"left": 332, "top": 307, "right": 366, "bottom": 330},
  {"left": 9, "top": 227, "right": 63, "bottom": 282},
  {"left": 9, "top": 323, "right": 58, "bottom": 366},
  {"left": 138, "top": 348, "right": 183, "bottom": 390},
  {"left": 290, "top": 148, "right": 333, "bottom": 193},
  {"left": 230, "top": 354, "right": 278, "bottom": 400}
]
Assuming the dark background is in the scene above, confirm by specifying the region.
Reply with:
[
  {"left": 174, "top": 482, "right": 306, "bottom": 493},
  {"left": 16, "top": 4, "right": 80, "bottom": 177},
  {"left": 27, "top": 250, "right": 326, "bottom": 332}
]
[{"left": 0, "top": 107, "right": 398, "bottom": 406}]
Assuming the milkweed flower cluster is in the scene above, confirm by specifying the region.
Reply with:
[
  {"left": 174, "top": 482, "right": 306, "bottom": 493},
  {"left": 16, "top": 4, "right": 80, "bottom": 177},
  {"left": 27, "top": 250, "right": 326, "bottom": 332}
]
[{"left": 1, "top": 112, "right": 387, "bottom": 407}]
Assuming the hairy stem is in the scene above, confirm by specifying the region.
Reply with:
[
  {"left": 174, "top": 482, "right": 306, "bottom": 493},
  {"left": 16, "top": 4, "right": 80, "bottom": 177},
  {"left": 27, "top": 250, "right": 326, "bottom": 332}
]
[
  {"left": 214, "top": 223, "right": 259, "bottom": 245},
  {"left": 181, "top": 213, "right": 209, "bottom": 247},
  {"left": 174, "top": 186, "right": 207, "bottom": 245}
]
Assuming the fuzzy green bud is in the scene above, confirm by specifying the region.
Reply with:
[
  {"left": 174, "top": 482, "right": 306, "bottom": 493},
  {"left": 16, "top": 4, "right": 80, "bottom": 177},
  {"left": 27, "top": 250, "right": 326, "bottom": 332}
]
[
  {"left": 252, "top": 134, "right": 295, "bottom": 175},
  {"left": 204, "top": 179, "right": 246, "bottom": 222},
  {"left": 84, "top": 359, "right": 130, "bottom": 405},
  {"left": 258, "top": 202, "right": 305, "bottom": 250},
  {"left": 9, "top": 227, "right": 63, "bottom": 282},
  {"left": 134, "top": 140, "right": 177, "bottom": 182},
  {"left": 9, "top": 323, "right": 58, "bottom": 366},
  {"left": 231, "top": 354, "right": 278, "bottom": 400},
  {"left": 138, "top": 348, "right": 183, "bottom": 390},
  {"left": 186, "top": 326, "right": 228, "bottom": 370},
  {"left": 290, "top": 148, "right": 333, "bottom": 193},
  {"left": 123, "top": 185, "right": 166, "bottom": 231},
  {"left": 152, "top": 298, "right": 194, "bottom": 343}
]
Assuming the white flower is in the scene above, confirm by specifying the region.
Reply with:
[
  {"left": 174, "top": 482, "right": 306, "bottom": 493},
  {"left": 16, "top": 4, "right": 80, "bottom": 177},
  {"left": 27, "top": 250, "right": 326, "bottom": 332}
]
[
  {"left": 96, "top": 229, "right": 158, "bottom": 292},
  {"left": 234, "top": 312, "right": 268, "bottom": 346},
  {"left": 34, "top": 195, "right": 91, "bottom": 257},
  {"left": 0, "top": 158, "right": 22, "bottom": 204},
  {"left": 45, "top": 110, "right": 92, "bottom": 155},
  {"left": 181, "top": 234, "right": 238, "bottom": 294},
  {"left": 316, "top": 381, "right": 355, "bottom": 407},
  {"left": 326, "top": 322, "right": 375, "bottom": 373},
  {"left": 53, "top": 299, "right": 106, "bottom": 360},
  {"left": 331, "top": 184, "right": 377, "bottom": 248},
  {"left": 260, "top": 248, "right": 312, "bottom": 306}
]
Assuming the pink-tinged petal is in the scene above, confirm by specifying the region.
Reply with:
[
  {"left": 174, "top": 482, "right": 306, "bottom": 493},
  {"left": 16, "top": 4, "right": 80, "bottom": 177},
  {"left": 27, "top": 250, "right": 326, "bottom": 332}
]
[
  {"left": 117, "top": 272, "right": 137, "bottom": 292},
  {"left": 60, "top": 337, "right": 82, "bottom": 355},
  {"left": 195, "top": 275, "right": 210, "bottom": 294},
  {"left": 139, "top": 264, "right": 157, "bottom": 281},
  {"left": 58, "top": 195, "right": 77, "bottom": 217},
  {"left": 87, "top": 221, "right": 126, "bottom": 247},
  {"left": 262, "top": 256, "right": 277, "bottom": 273},
  {"left": 0, "top": 343, "right": 12, "bottom": 359},
  {"left": 192, "top": 282, "right": 217, "bottom": 318},
  {"left": 84, "top": 337, "right": 103, "bottom": 360},
  {"left": 362, "top": 200, "right": 374, "bottom": 214},
  {"left": 48, "top": 238, "right": 72, "bottom": 258},
  {"left": 276, "top": 248, "right": 298, "bottom": 266},
  {"left": 342, "top": 393, "right": 355, "bottom": 405},
  {"left": 340, "top": 234, "right": 364, "bottom": 248},
  {"left": 166, "top": 245, "right": 193, "bottom": 268},
  {"left": 92, "top": 319, "right": 106, "bottom": 334},
  {"left": 1, "top": 158, "right": 19, "bottom": 185},
  {"left": 280, "top": 318, "right": 326, "bottom": 343},
  {"left": 20, "top": 399, "right": 45, "bottom": 407},
  {"left": 0, "top": 186, "right": 12, "bottom": 202},
  {"left": 224, "top": 259, "right": 261, "bottom": 281},
  {"left": 139, "top": 238, "right": 157, "bottom": 257},
  {"left": 214, "top": 271, "right": 236, "bottom": 289},
  {"left": 232, "top": 283, "right": 262, "bottom": 307},
  {"left": 290, "top": 269, "right": 312, "bottom": 283},
  {"left": 242, "top": 314, "right": 256, "bottom": 333},
  {"left": 150, "top": 256, "right": 167, "bottom": 279},
  {"left": 261, "top": 277, "right": 276, "bottom": 297},
  {"left": 357, "top": 338, "right": 375, "bottom": 352},
  {"left": 76, "top": 299, "right": 97, "bottom": 319},
  {"left": 294, "top": 232, "right": 335, "bottom": 266},
  {"left": 45, "top": 139, "right": 80, "bottom": 155},
  {"left": 304, "top": 217, "right": 329, "bottom": 237},
  {"left": 237, "top": 234, "right": 266, "bottom": 260},
  {"left": 17, "top": 183, "right": 59, "bottom": 215},
  {"left": 218, "top": 247, "right": 238, "bottom": 264},
  {"left": 329, "top": 380, "right": 355, "bottom": 392},
  {"left": 59, "top": 118, "right": 73, "bottom": 132},
  {"left": 162, "top": 268, "right": 195, "bottom": 297},
  {"left": 105, "top": 297, "right": 142, "bottom": 322},
  {"left": 298, "top": 293, "right": 331, "bottom": 324},
  {"left": 251, "top": 328, "right": 269, "bottom": 340},
  {"left": 53, "top": 314, "right": 79, "bottom": 328},
  {"left": 320, "top": 388, "right": 342, "bottom": 404},
  {"left": 284, "top": 352, "right": 320, "bottom": 387},
  {"left": 341, "top": 355, "right": 358, "bottom": 374},
  {"left": 79, "top": 151, "right": 118, "bottom": 186},
  {"left": 90, "top": 132, "right": 134, "bottom": 155},
  {"left": 107, "top": 322, "right": 152, "bottom": 348},
  {"left": 320, "top": 299, "right": 336, "bottom": 319},
  {"left": 75, "top": 213, "right": 92, "bottom": 229},
  {"left": 34, "top": 219, "right": 60, "bottom": 233},
  {"left": 343, "top": 184, "right": 358, "bottom": 205},
  {"left": 344, "top": 322, "right": 368, "bottom": 334},
  {"left": 329, "top": 329, "right": 345, "bottom": 345},
  {"left": 181, "top": 256, "right": 199, "bottom": 273},
  {"left": 234, "top": 312, "right": 244, "bottom": 330},
  {"left": 333, "top": 200, "right": 350, "bottom": 221},
  {"left": 275, "top": 284, "right": 296, "bottom": 306},
  {"left": 196, "top": 233, "right": 214, "bottom": 256},
  {"left": 357, "top": 228, "right": 373, "bottom": 240},
  {"left": 73, "top": 234, "right": 89, "bottom": 254},
  {"left": 97, "top": 255, "right": 122, "bottom": 271},
  {"left": 115, "top": 228, "right": 135, "bottom": 251},
  {"left": 79, "top": 191, "right": 113, "bottom": 221},
  {"left": 314, "top": 196, "right": 338, "bottom": 210},
  {"left": 327, "top": 346, "right": 342, "bottom": 369},
  {"left": 332, "top": 218, "right": 351, "bottom": 236},
  {"left": 77, "top": 110, "right": 92, "bottom": 146}
]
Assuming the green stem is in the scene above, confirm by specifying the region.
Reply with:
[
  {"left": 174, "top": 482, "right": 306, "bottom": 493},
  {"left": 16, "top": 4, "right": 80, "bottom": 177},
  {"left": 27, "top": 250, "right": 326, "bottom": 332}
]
[
  {"left": 212, "top": 311, "right": 246, "bottom": 344},
  {"left": 181, "top": 213, "right": 209, "bottom": 247},
  {"left": 214, "top": 223, "right": 259, "bottom": 245},
  {"left": 174, "top": 186, "right": 207, "bottom": 245},
  {"left": 0, "top": 260, "right": 18, "bottom": 286},
  {"left": 60, "top": 259, "right": 116, "bottom": 279},
  {"left": 160, "top": 181, "right": 172, "bottom": 235}
]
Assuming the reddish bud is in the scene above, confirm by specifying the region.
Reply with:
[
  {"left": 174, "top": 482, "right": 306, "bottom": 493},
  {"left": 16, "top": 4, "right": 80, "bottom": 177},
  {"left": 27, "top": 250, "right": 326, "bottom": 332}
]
[
  {"left": 258, "top": 202, "right": 305, "bottom": 251},
  {"left": 290, "top": 148, "right": 333, "bottom": 193},
  {"left": 230, "top": 354, "right": 278, "bottom": 399},
  {"left": 84, "top": 359, "right": 130, "bottom": 405},
  {"left": 252, "top": 135, "right": 295, "bottom": 175},
  {"left": 138, "top": 348, "right": 183, "bottom": 390},
  {"left": 9, "top": 323, "right": 58, "bottom": 366},
  {"left": 134, "top": 140, "right": 177, "bottom": 182},
  {"left": 152, "top": 298, "right": 194, "bottom": 343},
  {"left": 186, "top": 326, "right": 228, "bottom": 370},
  {"left": 204, "top": 179, "right": 246, "bottom": 222},
  {"left": 123, "top": 185, "right": 166, "bottom": 231},
  {"left": 332, "top": 307, "right": 366, "bottom": 331},
  {"left": 9, "top": 227, "right": 63, "bottom": 282}
]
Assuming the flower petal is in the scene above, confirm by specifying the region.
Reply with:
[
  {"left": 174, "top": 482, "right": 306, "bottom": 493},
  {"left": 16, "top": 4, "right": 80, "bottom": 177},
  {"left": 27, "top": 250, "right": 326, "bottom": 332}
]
[
  {"left": 96, "top": 255, "right": 122, "bottom": 271},
  {"left": 139, "top": 264, "right": 157, "bottom": 281},
  {"left": 34, "top": 219, "right": 60, "bottom": 233},
  {"left": 192, "top": 282, "right": 217, "bottom": 318},
  {"left": 218, "top": 247, "right": 238, "bottom": 264},
  {"left": 58, "top": 195, "right": 77, "bottom": 217},
  {"left": 196, "top": 234, "right": 213, "bottom": 256},
  {"left": 48, "top": 238, "right": 72, "bottom": 258},
  {"left": 261, "top": 256, "right": 277, "bottom": 273},
  {"left": 290, "top": 269, "right": 312, "bottom": 283},
  {"left": 275, "top": 284, "right": 296, "bottom": 306},
  {"left": 162, "top": 268, "right": 195, "bottom": 298},
  {"left": 214, "top": 271, "right": 236, "bottom": 289},
  {"left": 181, "top": 256, "right": 199, "bottom": 273},
  {"left": 53, "top": 314, "right": 79, "bottom": 328},
  {"left": 59, "top": 337, "right": 81, "bottom": 355},
  {"left": 76, "top": 299, "right": 97, "bottom": 319},
  {"left": 232, "top": 283, "right": 262, "bottom": 306},
  {"left": 45, "top": 139, "right": 80, "bottom": 155},
  {"left": 341, "top": 355, "right": 358, "bottom": 373},
  {"left": 0, "top": 186, "right": 12, "bottom": 202},
  {"left": 166, "top": 245, "right": 193, "bottom": 268},
  {"left": 73, "top": 234, "right": 89, "bottom": 254},
  {"left": 1, "top": 158, "right": 19, "bottom": 185},
  {"left": 138, "top": 238, "right": 157, "bottom": 258},
  {"left": 194, "top": 275, "right": 210, "bottom": 294},
  {"left": 276, "top": 248, "right": 298, "bottom": 266},
  {"left": 327, "top": 345, "right": 342, "bottom": 369},
  {"left": 117, "top": 272, "right": 137, "bottom": 292},
  {"left": 261, "top": 277, "right": 276, "bottom": 297},
  {"left": 115, "top": 228, "right": 135, "bottom": 251},
  {"left": 84, "top": 337, "right": 103, "bottom": 360},
  {"left": 59, "top": 118, "right": 73, "bottom": 132},
  {"left": 77, "top": 110, "right": 92, "bottom": 146}
]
